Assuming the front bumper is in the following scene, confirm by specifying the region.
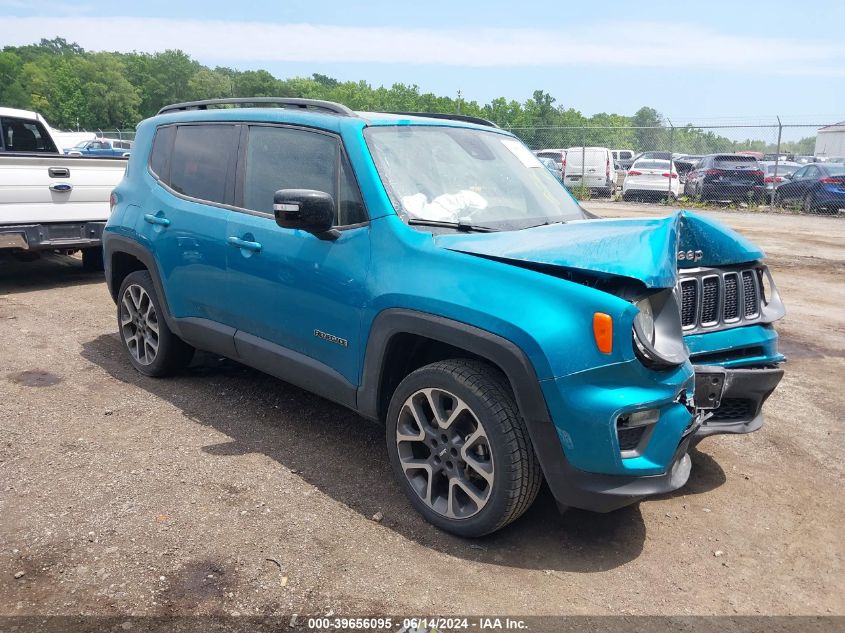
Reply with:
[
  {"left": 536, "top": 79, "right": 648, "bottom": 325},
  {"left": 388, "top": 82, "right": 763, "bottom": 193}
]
[
  {"left": 0, "top": 222, "right": 105, "bottom": 251},
  {"left": 693, "top": 365, "right": 784, "bottom": 441}
]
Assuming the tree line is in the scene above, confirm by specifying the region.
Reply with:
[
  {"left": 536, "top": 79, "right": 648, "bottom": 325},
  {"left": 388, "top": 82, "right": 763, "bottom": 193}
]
[{"left": 0, "top": 38, "right": 815, "bottom": 155}]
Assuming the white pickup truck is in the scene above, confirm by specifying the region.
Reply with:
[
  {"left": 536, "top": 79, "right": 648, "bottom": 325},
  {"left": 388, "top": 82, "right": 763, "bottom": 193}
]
[{"left": 0, "top": 107, "right": 127, "bottom": 270}]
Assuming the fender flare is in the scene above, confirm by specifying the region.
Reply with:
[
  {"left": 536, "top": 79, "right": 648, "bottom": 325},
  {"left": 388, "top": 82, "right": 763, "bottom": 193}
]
[
  {"left": 357, "top": 309, "right": 571, "bottom": 495},
  {"left": 103, "top": 233, "right": 182, "bottom": 336}
]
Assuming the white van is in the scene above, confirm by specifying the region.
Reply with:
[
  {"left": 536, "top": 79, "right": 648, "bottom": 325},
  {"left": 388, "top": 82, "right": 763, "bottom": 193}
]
[{"left": 564, "top": 147, "right": 617, "bottom": 196}]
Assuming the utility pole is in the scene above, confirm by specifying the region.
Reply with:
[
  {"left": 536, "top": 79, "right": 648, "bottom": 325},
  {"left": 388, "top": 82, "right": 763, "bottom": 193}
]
[{"left": 457, "top": 90, "right": 462, "bottom": 114}]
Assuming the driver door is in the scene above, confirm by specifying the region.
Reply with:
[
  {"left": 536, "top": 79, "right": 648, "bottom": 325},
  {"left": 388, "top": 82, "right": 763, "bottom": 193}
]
[{"left": 225, "top": 124, "right": 370, "bottom": 391}]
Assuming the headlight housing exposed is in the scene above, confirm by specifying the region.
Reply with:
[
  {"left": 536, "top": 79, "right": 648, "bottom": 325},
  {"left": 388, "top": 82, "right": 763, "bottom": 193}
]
[{"left": 632, "top": 289, "right": 688, "bottom": 369}]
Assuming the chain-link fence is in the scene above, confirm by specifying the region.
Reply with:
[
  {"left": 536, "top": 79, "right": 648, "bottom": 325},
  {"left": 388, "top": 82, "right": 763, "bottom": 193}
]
[{"left": 507, "top": 122, "right": 844, "bottom": 213}]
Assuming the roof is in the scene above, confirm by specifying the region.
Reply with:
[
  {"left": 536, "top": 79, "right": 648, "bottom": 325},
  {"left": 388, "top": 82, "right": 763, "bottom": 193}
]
[
  {"left": 151, "top": 98, "right": 503, "bottom": 134},
  {"left": 0, "top": 106, "right": 40, "bottom": 121},
  {"left": 818, "top": 121, "right": 845, "bottom": 133}
]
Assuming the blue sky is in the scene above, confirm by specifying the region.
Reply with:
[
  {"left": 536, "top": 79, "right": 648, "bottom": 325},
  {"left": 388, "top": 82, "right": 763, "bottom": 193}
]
[{"left": 3, "top": 0, "right": 844, "bottom": 134}]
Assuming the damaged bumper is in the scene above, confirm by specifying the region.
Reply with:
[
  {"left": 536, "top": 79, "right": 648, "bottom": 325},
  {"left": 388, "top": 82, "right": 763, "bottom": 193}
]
[{"left": 693, "top": 365, "right": 784, "bottom": 441}]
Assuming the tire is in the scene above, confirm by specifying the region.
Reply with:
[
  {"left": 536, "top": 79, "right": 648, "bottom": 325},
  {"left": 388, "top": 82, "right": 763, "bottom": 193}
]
[
  {"left": 386, "top": 359, "right": 542, "bottom": 537},
  {"left": 117, "top": 270, "right": 194, "bottom": 377},
  {"left": 801, "top": 192, "right": 817, "bottom": 214},
  {"left": 81, "top": 247, "right": 104, "bottom": 272}
]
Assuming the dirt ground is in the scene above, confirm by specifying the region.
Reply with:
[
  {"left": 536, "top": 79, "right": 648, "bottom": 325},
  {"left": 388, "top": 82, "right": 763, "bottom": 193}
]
[{"left": 1, "top": 204, "right": 843, "bottom": 621}]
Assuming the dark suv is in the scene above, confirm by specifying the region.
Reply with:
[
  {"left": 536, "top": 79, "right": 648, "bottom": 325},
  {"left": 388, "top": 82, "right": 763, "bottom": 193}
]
[
  {"left": 103, "top": 98, "right": 785, "bottom": 537},
  {"left": 684, "top": 154, "right": 765, "bottom": 202}
]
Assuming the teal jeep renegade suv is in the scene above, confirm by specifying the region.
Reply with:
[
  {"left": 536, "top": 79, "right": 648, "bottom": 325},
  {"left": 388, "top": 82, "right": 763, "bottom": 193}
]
[{"left": 103, "top": 98, "right": 785, "bottom": 536}]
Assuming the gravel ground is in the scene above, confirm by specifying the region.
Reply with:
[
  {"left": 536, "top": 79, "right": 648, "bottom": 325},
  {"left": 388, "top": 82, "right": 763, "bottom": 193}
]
[{"left": 1, "top": 205, "right": 843, "bottom": 621}]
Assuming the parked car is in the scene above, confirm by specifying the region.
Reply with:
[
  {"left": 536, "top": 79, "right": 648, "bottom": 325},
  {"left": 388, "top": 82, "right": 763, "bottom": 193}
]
[
  {"left": 104, "top": 97, "right": 785, "bottom": 537},
  {"left": 611, "top": 149, "right": 635, "bottom": 169},
  {"left": 673, "top": 155, "right": 703, "bottom": 184},
  {"left": 773, "top": 162, "right": 845, "bottom": 214},
  {"left": 538, "top": 156, "right": 563, "bottom": 181},
  {"left": 622, "top": 158, "right": 679, "bottom": 201},
  {"left": 0, "top": 106, "right": 128, "bottom": 270},
  {"left": 757, "top": 161, "right": 801, "bottom": 202},
  {"left": 67, "top": 137, "right": 132, "bottom": 158},
  {"left": 563, "top": 146, "right": 617, "bottom": 196},
  {"left": 684, "top": 154, "right": 765, "bottom": 202},
  {"left": 534, "top": 148, "right": 565, "bottom": 172}
]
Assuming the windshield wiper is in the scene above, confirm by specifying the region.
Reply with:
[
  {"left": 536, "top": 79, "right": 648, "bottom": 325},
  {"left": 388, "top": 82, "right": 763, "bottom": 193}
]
[
  {"left": 520, "top": 220, "right": 567, "bottom": 230},
  {"left": 407, "top": 219, "right": 498, "bottom": 233}
]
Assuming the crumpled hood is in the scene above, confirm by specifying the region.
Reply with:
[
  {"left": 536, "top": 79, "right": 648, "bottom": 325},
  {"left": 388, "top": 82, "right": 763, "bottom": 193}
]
[{"left": 434, "top": 210, "right": 764, "bottom": 289}]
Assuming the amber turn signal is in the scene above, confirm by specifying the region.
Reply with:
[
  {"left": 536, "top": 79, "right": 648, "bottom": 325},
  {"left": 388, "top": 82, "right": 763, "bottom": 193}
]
[{"left": 593, "top": 313, "right": 613, "bottom": 354}]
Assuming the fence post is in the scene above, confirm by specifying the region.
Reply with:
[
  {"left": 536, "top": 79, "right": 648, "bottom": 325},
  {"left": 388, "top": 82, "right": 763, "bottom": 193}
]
[
  {"left": 667, "top": 119, "right": 675, "bottom": 199},
  {"left": 772, "top": 117, "right": 782, "bottom": 211},
  {"left": 581, "top": 126, "right": 586, "bottom": 195}
]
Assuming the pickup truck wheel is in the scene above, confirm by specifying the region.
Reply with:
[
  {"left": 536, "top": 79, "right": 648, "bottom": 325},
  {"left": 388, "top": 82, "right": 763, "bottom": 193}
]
[
  {"left": 386, "top": 359, "right": 541, "bottom": 537},
  {"left": 81, "top": 247, "right": 104, "bottom": 272},
  {"left": 117, "top": 270, "right": 194, "bottom": 377}
]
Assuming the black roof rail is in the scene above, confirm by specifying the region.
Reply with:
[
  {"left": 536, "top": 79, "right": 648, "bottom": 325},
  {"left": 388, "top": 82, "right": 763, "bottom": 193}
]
[
  {"left": 387, "top": 112, "right": 499, "bottom": 128},
  {"left": 157, "top": 97, "right": 354, "bottom": 116}
]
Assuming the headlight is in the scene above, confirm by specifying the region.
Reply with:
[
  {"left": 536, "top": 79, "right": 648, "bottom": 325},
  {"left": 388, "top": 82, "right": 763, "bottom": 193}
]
[
  {"left": 634, "top": 298, "right": 655, "bottom": 345},
  {"left": 632, "top": 289, "right": 688, "bottom": 369}
]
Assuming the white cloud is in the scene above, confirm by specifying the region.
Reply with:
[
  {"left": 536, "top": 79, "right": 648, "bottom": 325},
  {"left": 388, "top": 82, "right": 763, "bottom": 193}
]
[{"left": 3, "top": 16, "right": 845, "bottom": 76}]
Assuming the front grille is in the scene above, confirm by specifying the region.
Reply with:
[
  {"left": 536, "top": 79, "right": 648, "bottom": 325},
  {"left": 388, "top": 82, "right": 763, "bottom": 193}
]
[
  {"left": 677, "top": 266, "right": 764, "bottom": 333},
  {"left": 723, "top": 273, "right": 739, "bottom": 321},
  {"left": 701, "top": 277, "right": 719, "bottom": 324},
  {"left": 742, "top": 271, "right": 759, "bottom": 317},
  {"left": 711, "top": 398, "right": 755, "bottom": 421},
  {"left": 680, "top": 280, "right": 697, "bottom": 327},
  {"left": 617, "top": 426, "right": 647, "bottom": 451}
]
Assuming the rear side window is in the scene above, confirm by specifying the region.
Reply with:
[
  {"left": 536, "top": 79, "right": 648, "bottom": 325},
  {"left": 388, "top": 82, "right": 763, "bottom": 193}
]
[
  {"left": 713, "top": 155, "right": 759, "bottom": 169},
  {"left": 168, "top": 125, "right": 238, "bottom": 204},
  {"left": 149, "top": 126, "right": 176, "bottom": 180},
  {"left": 0, "top": 117, "right": 58, "bottom": 153},
  {"left": 242, "top": 126, "right": 366, "bottom": 225}
]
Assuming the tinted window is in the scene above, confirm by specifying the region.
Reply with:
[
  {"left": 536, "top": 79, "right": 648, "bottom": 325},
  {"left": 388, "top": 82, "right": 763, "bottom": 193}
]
[
  {"left": 149, "top": 126, "right": 176, "bottom": 180},
  {"left": 169, "top": 125, "right": 238, "bottom": 204},
  {"left": 632, "top": 160, "right": 671, "bottom": 170},
  {"left": 1, "top": 117, "right": 58, "bottom": 153},
  {"left": 243, "top": 126, "right": 365, "bottom": 225},
  {"left": 713, "top": 155, "right": 759, "bottom": 169}
]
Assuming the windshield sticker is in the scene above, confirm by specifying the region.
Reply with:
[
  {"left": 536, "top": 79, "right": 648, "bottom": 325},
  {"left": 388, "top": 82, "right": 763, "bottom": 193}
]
[{"left": 501, "top": 139, "right": 543, "bottom": 168}]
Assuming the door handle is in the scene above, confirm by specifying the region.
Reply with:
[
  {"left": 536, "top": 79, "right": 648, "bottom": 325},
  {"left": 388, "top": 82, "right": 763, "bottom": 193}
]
[
  {"left": 227, "top": 236, "right": 262, "bottom": 252},
  {"left": 144, "top": 214, "right": 171, "bottom": 227}
]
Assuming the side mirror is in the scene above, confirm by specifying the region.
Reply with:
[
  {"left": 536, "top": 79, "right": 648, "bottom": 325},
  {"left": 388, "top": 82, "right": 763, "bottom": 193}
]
[
  {"left": 783, "top": 173, "right": 793, "bottom": 180},
  {"left": 274, "top": 189, "right": 338, "bottom": 241}
]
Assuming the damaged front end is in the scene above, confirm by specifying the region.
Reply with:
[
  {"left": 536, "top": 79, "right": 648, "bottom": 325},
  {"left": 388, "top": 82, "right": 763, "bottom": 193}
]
[{"left": 436, "top": 209, "right": 786, "bottom": 446}]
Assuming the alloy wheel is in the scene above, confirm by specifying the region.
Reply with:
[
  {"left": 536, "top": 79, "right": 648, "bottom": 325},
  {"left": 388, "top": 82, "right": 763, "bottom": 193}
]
[
  {"left": 119, "top": 284, "right": 160, "bottom": 365},
  {"left": 395, "top": 388, "right": 494, "bottom": 520}
]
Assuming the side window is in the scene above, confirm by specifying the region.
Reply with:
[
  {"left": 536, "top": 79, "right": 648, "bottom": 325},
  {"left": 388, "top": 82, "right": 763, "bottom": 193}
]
[
  {"left": 149, "top": 125, "right": 176, "bottom": 181},
  {"left": 243, "top": 126, "right": 366, "bottom": 225},
  {"left": 791, "top": 166, "right": 807, "bottom": 180},
  {"left": 169, "top": 124, "right": 238, "bottom": 204},
  {"left": 0, "top": 117, "right": 58, "bottom": 153},
  {"left": 805, "top": 166, "right": 820, "bottom": 179}
]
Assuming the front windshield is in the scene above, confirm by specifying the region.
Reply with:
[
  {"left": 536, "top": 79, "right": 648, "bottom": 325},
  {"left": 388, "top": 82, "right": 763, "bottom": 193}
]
[
  {"left": 72, "top": 140, "right": 90, "bottom": 149},
  {"left": 364, "top": 126, "right": 584, "bottom": 230}
]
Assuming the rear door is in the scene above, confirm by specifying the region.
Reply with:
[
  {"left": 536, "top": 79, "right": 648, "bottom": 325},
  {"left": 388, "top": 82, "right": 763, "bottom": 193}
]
[
  {"left": 138, "top": 123, "right": 238, "bottom": 329},
  {"left": 778, "top": 165, "right": 817, "bottom": 202}
]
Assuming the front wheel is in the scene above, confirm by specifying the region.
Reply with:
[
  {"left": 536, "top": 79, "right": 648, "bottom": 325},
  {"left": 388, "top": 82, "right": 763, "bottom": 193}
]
[
  {"left": 117, "top": 270, "right": 194, "bottom": 377},
  {"left": 386, "top": 359, "right": 542, "bottom": 537}
]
